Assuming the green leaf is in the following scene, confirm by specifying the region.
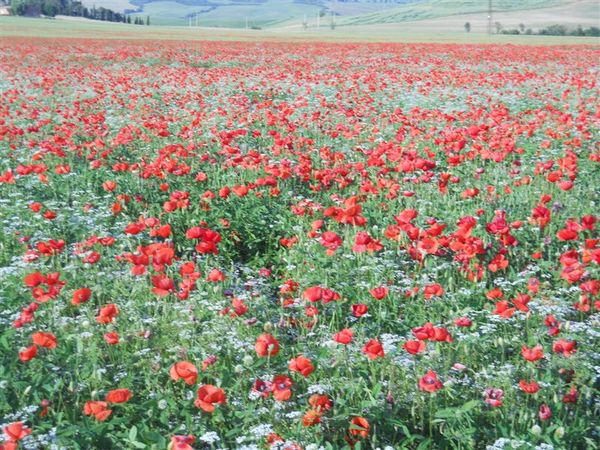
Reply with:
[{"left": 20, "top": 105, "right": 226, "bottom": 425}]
[
  {"left": 460, "top": 400, "right": 479, "bottom": 412},
  {"left": 129, "top": 426, "right": 138, "bottom": 443}
]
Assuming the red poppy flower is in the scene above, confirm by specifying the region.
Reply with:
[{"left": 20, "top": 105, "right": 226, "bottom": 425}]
[
  {"left": 72, "top": 287, "right": 92, "bottom": 305},
  {"left": 404, "top": 340, "right": 426, "bottom": 355},
  {"left": 24, "top": 272, "right": 44, "bottom": 287},
  {"left": 19, "top": 345, "right": 37, "bottom": 362},
  {"left": 271, "top": 375, "right": 293, "bottom": 401},
  {"left": 352, "top": 231, "right": 383, "bottom": 253},
  {"left": 288, "top": 356, "right": 314, "bottom": 377},
  {"left": 319, "top": 231, "right": 342, "bottom": 254},
  {"left": 170, "top": 435, "right": 196, "bottom": 450},
  {"left": 255, "top": 333, "right": 280, "bottom": 357},
  {"left": 333, "top": 328, "right": 353, "bottom": 345},
  {"left": 423, "top": 283, "right": 444, "bottom": 299},
  {"left": 103, "top": 332, "right": 119, "bottom": 345},
  {"left": 83, "top": 401, "right": 112, "bottom": 421},
  {"left": 349, "top": 416, "right": 370, "bottom": 438},
  {"left": 252, "top": 379, "right": 272, "bottom": 399},
  {"left": 419, "top": 370, "right": 443, "bottom": 393},
  {"left": 96, "top": 304, "right": 119, "bottom": 324},
  {"left": 308, "top": 394, "right": 332, "bottom": 412},
  {"left": 454, "top": 317, "right": 472, "bottom": 327},
  {"left": 521, "top": 345, "right": 544, "bottom": 362},
  {"left": 206, "top": 268, "right": 225, "bottom": 282},
  {"left": 362, "top": 339, "right": 385, "bottom": 360},
  {"left": 369, "top": 286, "right": 388, "bottom": 300},
  {"left": 105, "top": 388, "right": 132, "bottom": 404},
  {"left": 194, "top": 385, "right": 226, "bottom": 412},
  {"left": 302, "top": 409, "right": 322, "bottom": 427},
  {"left": 351, "top": 303, "right": 368, "bottom": 318},
  {"left": 152, "top": 275, "right": 174, "bottom": 296},
  {"left": 3, "top": 422, "right": 31, "bottom": 442},
  {"left": 31, "top": 332, "right": 57, "bottom": 349},
  {"left": 484, "top": 388, "right": 504, "bottom": 407},
  {"left": 303, "top": 286, "right": 322, "bottom": 302},
  {"left": 519, "top": 380, "right": 540, "bottom": 394},
  {"left": 170, "top": 361, "right": 198, "bottom": 385},
  {"left": 552, "top": 339, "right": 577, "bottom": 357},
  {"left": 539, "top": 404, "right": 552, "bottom": 421}
]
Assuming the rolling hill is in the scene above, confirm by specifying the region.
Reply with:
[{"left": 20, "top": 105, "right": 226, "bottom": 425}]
[{"left": 70, "top": 0, "right": 600, "bottom": 29}]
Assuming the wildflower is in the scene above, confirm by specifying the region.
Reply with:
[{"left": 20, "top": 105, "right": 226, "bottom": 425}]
[
  {"left": 419, "top": 370, "right": 442, "bottom": 393},
  {"left": 362, "top": 339, "right": 385, "bottom": 360},
  {"left": 106, "top": 388, "right": 132, "bottom": 404},
  {"left": 255, "top": 334, "right": 280, "bottom": 357},
  {"left": 170, "top": 362, "right": 198, "bottom": 385},
  {"left": 194, "top": 385, "right": 226, "bottom": 412}
]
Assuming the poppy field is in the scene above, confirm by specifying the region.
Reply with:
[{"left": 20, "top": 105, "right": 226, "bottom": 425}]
[{"left": 0, "top": 39, "right": 599, "bottom": 450}]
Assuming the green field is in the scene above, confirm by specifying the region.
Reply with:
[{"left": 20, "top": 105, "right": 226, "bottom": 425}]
[
  {"left": 131, "top": 0, "right": 320, "bottom": 28},
  {"left": 69, "top": 0, "right": 600, "bottom": 29},
  {"left": 1, "top": 15, "right": 599, "bottom": 44},
  {"left": 338, "top": 0, "right": 565, "bottom": 25}
]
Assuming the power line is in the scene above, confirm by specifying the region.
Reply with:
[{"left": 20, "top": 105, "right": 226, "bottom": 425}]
[{"left": 488, "top": 0, "right": 493, "bottom": 35}]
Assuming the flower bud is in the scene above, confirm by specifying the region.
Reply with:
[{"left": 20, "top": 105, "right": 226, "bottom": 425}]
[
  {"left": 554, "top": 426, "right": 565, "bottom": 439},
  {"left": 531, "top": 425, "right": 542, "bottom": 436}
]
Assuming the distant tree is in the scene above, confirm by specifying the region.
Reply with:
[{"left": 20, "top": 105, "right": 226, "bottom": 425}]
[
  {"left": 494, "top": 21, "right": 502, "bottom": 34},
  {"left": 539, "top": 24, "right": 566, "bottom": 35},
  {"left": 464, "top": 21, "right": 471, "bottom": 33},
  {"left": 518, "top": 23, "right": 525, "bottom": 33},
  {"left": 126, "top": 15, "right": 131, "bottom": 23},
  {"left": 584, "top": 26, "right": 599, "bottom": 36},
  {"left": 145, "top": 15, "right": 149, "bottom": 25},
  {"left": 10, "top": 0, "right": 42, "bottom": 16}
]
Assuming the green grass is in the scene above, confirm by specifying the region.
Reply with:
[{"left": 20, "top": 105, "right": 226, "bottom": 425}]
[{"left": 1, "top": 16, "right": 599, "bottom": 44}]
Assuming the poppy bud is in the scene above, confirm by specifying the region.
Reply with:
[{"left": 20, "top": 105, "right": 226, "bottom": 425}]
[
  {"left": 539, "top": 404, "right": 552, "bottom": 421},
  {"left": 263, "top": 322, "right": 273, "bottom": 332},
  {"left": 531, "top": 425, "right": 542, "bottom": 436}
]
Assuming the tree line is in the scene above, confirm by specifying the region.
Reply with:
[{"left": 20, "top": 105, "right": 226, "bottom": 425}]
[
  {"left": 8, "top": 0, "right": 150, "bottom": 25},
  {"left": 464, "top": 21, "right": 599, "bottom": 37}
]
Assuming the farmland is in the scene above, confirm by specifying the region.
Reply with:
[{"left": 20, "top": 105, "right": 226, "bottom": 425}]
[
  {"left": 0, "top": 36, "right": 599, "bottom": 450},
  {"left": 68, "top": 0, "right": 598, "bottom": 29}
]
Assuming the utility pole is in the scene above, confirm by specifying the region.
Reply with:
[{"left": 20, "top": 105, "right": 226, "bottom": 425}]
[
  {"left": 245, "top": 16, "right": 248, "bottom": 30},
  {"left": 487, "top": 0, "right": 493, "bottom": 35}
]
